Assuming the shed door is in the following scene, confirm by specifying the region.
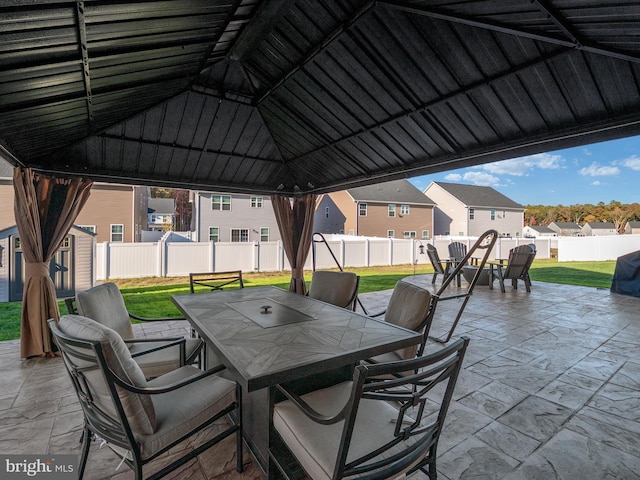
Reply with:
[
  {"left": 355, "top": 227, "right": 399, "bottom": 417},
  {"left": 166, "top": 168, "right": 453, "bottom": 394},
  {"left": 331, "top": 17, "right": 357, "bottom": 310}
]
[{"left": 9, "top": 236, "right": 75, "bottom": 302}]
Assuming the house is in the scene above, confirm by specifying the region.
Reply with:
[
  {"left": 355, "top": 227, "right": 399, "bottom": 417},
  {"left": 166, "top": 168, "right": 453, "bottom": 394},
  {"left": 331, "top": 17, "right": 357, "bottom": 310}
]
[
  {"left": 523, "top": 225, "right": 557, "bottom": 238},
  {"left": 147, "top": 197, "right": 175, "bottom": 232},
  {"left": 624, "top": 221, "right": 640, "bottom": 234},
  {"left": 314, "top": 179, "right": 435, "bottom": 239},
  {"left": 423, "top": 182, "right": 524, "bottom": 238},
  {"left": 548, "top": 221, "right": 583, "bottom": 236},
  {"left": 191, "top": 192, "right": 281, "bottom": 243},
  {"left": 0, "top": 160, "right": 148, "bottom": 242},
  {"left": 581, "top": 222, "right": 617, "bottom": 236}
]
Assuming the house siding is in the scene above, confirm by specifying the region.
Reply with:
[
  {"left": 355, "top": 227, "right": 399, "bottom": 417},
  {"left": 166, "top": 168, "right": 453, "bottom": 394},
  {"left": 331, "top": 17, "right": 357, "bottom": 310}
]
[
  {"left": 0, "top": 179, "right": 16, "bottom": 231},
  {"left": 314, "top": 191, "right": 354, "bottom": 234},
  {"left": 0, "top": 235, "right": 8, "bottom": 302},
  {"left": 195, "top": 193, "right": 281, "bottom": 243},
  {"left": 356, "top": 202, "right": 432, "bottom": 238}
]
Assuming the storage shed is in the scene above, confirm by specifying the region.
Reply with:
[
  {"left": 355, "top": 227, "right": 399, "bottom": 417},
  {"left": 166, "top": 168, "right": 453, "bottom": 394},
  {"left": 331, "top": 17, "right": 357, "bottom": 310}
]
[{"left": 0, "top": 225, "right": 95, "bottom": 303}]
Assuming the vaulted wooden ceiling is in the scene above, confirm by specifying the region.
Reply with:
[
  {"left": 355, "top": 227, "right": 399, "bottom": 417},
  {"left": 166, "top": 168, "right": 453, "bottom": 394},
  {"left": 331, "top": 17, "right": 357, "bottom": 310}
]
[{"left": 2, "top": 0, "right": 640, "bottom": 195}]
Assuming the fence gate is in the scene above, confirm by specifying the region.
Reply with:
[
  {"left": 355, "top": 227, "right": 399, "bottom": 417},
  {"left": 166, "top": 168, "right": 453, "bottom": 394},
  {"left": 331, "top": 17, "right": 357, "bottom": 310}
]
[{"left": 9, "top": 235, "right": 75, "bottom": 302}]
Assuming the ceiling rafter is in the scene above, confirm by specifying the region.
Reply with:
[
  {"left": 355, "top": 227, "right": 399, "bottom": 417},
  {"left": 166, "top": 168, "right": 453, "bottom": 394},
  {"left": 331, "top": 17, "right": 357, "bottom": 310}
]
[
  {"left": 75, "top": 1, "right": 93, "bottom": 131},
  {"left": 289, "top": 47, "right": 573, "bottom": 166},
  {"left": 378, "top": 0, "right": 640, "bottom": 64},
  {"left": 256, "top": 1, "right": 376, "bottom": 104}
]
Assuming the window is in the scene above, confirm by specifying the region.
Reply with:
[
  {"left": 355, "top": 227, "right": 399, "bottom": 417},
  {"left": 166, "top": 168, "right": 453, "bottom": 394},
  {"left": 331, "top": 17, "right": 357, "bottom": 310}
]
[
  {"left": 110, "top": 224, "right": 124, "bottom": 242},
  {"left": 387, "top": 230, "right": 395, "bottom": 238},
  {"left": 260, "top": 227, "right": 269, "bottom": 242},
  {"left": 490, "top": 209, "right": 496, "bottom": 221},
  {"left": 251, "top": 196, "right": 263, "bottom": 208},
  {"left": 231, "top": 228, "right": 249, "bottom": 242},
  {"left": 422, "top": 230, "right": 429, "bottom": 239},
  {"left": 388, "top": 204, "right": 396, "bottom": 217},
  {"left": 502, "top": 210, "right": 506, "bottom": 218},
  {"left": 212, "top": 195, "right": 231, "bottom": 211},
  {"left": 469, "top": 208, "right": 475, "bottom": 220},
  {"left": 325, "top": 206, "right": 329, "bottom": 219},
  {"left": 79, "top": 225, "right": 95, "bottom": 233},
  {"left": 359, "top": 203, "right": 367, "bottom": 216},
  {"left": 348, "top": 229, "right": 355, "bottom": 235},
  {"left": 209, "top": 227, "right": 219, "bottom": 242},
  {"left": 400, "top": 205, "right": 410, "bottom": 215},
  {"left": 403, "top": 231, "right": 416, "bottom": 239}
]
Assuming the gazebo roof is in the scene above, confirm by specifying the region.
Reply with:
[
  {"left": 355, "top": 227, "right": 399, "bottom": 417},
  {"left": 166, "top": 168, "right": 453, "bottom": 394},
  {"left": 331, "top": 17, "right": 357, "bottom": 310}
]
[{"left": 2, "top": 1, "right": 640, "bottom": 195}]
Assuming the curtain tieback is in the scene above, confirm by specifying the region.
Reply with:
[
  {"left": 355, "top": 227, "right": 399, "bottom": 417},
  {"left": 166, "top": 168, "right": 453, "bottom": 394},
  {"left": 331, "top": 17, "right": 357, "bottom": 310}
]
[{"left": 25, "top": 262, "right": 50, "bottom": 278}]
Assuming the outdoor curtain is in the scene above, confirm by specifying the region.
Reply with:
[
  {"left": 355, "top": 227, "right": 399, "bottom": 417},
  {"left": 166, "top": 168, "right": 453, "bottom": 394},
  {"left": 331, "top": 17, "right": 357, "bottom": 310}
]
[
  {"left": 271, "top": 193, "right": 317, "bottom": 295},
  {"left": 13, "top": 167, "right": 92, "bottom": 358}
]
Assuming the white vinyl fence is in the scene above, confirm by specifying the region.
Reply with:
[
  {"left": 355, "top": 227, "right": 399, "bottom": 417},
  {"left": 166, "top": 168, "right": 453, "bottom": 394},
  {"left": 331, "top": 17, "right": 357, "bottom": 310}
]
[{"left": 95, "top": 235, "right": 558, "bottom": 280}]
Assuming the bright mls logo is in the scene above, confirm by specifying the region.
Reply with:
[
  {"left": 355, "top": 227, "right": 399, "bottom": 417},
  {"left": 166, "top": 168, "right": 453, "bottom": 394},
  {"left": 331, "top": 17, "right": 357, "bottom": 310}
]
[{"left": 1, "top": 455, "right": 78, "bottom": 479}]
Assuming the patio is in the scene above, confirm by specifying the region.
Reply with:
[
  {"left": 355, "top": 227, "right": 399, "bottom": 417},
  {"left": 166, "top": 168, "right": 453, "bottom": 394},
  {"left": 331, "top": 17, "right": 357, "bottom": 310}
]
[{"left": 1, "top": 276, "right": 639, "bottom": 480}]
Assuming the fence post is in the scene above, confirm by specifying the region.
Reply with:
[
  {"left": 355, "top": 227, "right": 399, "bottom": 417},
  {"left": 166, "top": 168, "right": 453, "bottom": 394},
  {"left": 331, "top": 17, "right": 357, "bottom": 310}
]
[
  {"left": 365, "top": 238, "right": 370, "bottom": 267},
  {"left": 104, "top": 242, "right": 110, "bottom": 280}
]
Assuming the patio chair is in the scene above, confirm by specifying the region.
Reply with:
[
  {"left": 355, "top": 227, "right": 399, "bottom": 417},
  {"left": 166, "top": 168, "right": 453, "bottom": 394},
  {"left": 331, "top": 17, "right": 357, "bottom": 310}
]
[
  {"left": 75, "top": 282, "right": 203, "bottom": 378},
  {"left": 490, "top": 244, "right": 536, "bottom": 292},
  {"left": 49, "top": 315, "right": 242, "bottom": 480},
  {"left": 426, "top": 243, "right": 452, "bottom": 284},
  {"left": 308, "top": 270, "right": 360, "bottom": 311},
  {"left": 269, "top": 336, "right": 469, "bottom": 480},
  {"left": 189, "top": 270, "right": 244, "bottom": 293},
  {"left": 448, "top": 242, "right": 468, "bottom": 286}
]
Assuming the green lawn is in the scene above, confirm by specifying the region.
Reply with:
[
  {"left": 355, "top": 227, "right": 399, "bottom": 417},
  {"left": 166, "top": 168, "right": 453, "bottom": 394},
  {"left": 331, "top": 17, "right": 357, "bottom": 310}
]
[{"left": 0, "top": 260, "right": 617, "bottom": 342}]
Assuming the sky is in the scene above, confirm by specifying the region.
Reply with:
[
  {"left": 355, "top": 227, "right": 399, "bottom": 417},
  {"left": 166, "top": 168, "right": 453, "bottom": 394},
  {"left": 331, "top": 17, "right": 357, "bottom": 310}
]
[{"left": 409, "top": 135, "right": 640, "bottom": 207}]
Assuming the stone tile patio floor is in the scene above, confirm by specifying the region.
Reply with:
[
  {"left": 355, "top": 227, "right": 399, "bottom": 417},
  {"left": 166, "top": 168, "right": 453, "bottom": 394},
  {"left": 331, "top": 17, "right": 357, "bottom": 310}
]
[{"left": 1, "top": 275, "right": 640, "bottom": 479}]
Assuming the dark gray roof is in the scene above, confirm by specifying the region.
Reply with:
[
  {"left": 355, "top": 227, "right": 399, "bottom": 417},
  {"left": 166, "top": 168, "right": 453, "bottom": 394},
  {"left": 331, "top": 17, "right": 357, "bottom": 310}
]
[
  {"left": 584, "top": 222, "right": 615, "bottom": 229},
  {"left": 529, "top": 225, "right": 556, "bottom": 234},
  {"left": 431, "top": 182, "right": 523, "bottom": 209},
  {"left": 550, "top": 222, "right": 581, "bottom": 229},
  {"left": 2, "top": 2, "right": 640, "bottom": 195},
  {"left": 627, "top": 221, "right": 640, "bottom": 227},
  {"left": 347, "top": 180, "right": 434, "bottom": 205},
  {"left": 148, "top": 198, "right": 175, "bottom": 214}
]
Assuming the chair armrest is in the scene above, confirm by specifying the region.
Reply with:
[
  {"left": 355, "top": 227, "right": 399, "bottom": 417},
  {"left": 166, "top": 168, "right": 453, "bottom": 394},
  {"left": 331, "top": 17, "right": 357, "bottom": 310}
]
[
  {"left": 110, "top": 363, "right": 228, "bottom": 395},
  {"left": 123, "top": 337, "right": 185, "bottom": 358},
  {"left": 275, "top": 383, "right": 348, "bottom": 425},
  {"left": 128, "top": 312, "right": 186, "bottom": 322}
]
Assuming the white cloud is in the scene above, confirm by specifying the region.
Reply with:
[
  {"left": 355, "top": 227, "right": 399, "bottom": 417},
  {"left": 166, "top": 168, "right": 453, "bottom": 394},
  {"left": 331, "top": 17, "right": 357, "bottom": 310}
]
[
  {"left": 480, "top": 153, "right": 564, "bottom": 176},
  {"left": 578, "top": 163, "right": 620, "bottom": 176},
  {"left": 582, "top": 148, "right": 592, "bottom": 156},
  {"left": 444, "top": 173, "right": 462, "bottom": 181},
  {"left": 460, "top": 171, "right": 500, "bottom": 186},
  {"left": 592, "top": 181, "right": 601, "bottom": 186},
  {"left": 620, "top": 155, "right": 640, "bottom": 170}
]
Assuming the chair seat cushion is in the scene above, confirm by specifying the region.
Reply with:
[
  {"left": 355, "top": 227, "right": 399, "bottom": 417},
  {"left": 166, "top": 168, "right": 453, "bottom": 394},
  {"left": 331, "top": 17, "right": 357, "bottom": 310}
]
[
  {"left": 130, "top": 338, "right": 203, "bottom": 378},
  {"left": 140, "top": 366, "right": 236, "bottom": 460},
  {"left": 273, "top": 381, "right": 416, "bottom": 480}
]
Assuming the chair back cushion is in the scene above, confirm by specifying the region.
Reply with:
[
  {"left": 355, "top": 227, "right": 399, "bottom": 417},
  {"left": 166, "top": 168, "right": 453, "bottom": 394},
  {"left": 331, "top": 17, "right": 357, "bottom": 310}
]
[
  {"left": 76, "top": 282, "right": 135, "bottom": 340},
  {"left": 58, "top": 314, "right": 157, "bottom": 436},
  {"left": 308, "top": 271, "right": 358, "bottom": 309},
  {"left": 384, "top": 281, "right": 431, "bottom": 359}
]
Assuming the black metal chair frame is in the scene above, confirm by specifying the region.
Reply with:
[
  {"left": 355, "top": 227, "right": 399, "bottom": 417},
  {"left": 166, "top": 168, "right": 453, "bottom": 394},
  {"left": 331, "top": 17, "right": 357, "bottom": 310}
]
[
  {"left": 189, "top": 270, "right": 244, "bottom": 293},
  {"left": 268, "top": 337, "right": 470, "bottom": 480},
  {"left": 49, "top": 319, "right": 242, "bottom": 480}
]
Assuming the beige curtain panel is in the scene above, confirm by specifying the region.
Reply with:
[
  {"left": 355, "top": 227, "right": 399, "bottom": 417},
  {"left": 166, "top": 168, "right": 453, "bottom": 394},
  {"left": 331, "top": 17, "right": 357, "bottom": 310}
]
[
  {"left": 271, "top": 193, "right": 317, "bottom": 295},
  {"left": 13, "top": 167, "right": 92, "bottom": 358}
]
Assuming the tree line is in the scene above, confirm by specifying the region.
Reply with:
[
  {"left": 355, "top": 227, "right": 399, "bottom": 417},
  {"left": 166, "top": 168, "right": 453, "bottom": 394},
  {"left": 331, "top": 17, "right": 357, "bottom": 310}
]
[{"left": 524, "top": 201, "right": 640, "bottom": 233}]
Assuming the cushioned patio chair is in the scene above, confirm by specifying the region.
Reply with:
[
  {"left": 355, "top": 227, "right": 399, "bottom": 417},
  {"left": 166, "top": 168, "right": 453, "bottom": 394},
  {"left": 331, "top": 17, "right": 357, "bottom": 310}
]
[
  {"left": 75, "top": 282, "right": 203, "bottom": 378},
  {"left": 426, "top": 244, "right": 452, "bottom": 284},
  {"left": 269, "top": 336, "right": 469, "bottom": 480},
  {"left": 490, "top": 244, "right": 536, "bottom": 292},
  {"left": 49, "top": 315, "right": 242, "bottom": 480},
  {"left": 308, "top": 270, "right": 360, "bottom": 311}
]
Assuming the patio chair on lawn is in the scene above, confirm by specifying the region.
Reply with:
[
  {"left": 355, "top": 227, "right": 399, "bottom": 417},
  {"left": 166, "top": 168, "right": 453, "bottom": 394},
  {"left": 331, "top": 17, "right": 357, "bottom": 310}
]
[
  {"left": 447, "top": 241, "right": 468, "bottom": 287},
  {"left": 75, "top": 282, "right": 203, "bottom": 378},
  {"left": 308, "top": 270, "right": 360, "bottom": 311},
  {"left": 189, "top": 270, "right": 244, "bottom": 293},
  {"left": 49, "top": 315, "right": 242, "bottom": 480},
  {"left": 426, "top": 243, "right": 452, "bottom": 284},
  {"left": 269, "top": 336, "right": 469, "bottom": 480},
  {"left": 490, "top": 244, "right": 537, "bottom": 292}
]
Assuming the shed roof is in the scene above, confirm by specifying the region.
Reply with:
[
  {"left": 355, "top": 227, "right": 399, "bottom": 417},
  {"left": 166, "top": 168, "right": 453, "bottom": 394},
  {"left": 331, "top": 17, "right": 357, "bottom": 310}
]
[
  {"left": 550, "top": 222, "right": 582, "bottom": 229},
  {"left": 148, "top": 198, "right": 176, "bottom": 215},
  {"left": 528, "top": 225, "right": 556, "bottom": 234},
  {"left": 584, "top": 222, "right": 616, "bottom": 229},
  {"left": 430, "top": 182, "right": 523, "bottom": 209},
  {"left": 347, "top": 179, "right": 434, "bottom": 205},
  {"left": 2, "top": 1, "right": 640, "bottom": 196}
]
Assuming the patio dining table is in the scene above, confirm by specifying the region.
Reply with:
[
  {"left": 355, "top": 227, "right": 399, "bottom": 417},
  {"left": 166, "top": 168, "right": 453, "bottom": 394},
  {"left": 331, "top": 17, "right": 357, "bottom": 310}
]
[{"left": 172, "top": 286, "right": 421, "bottom": 478}]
